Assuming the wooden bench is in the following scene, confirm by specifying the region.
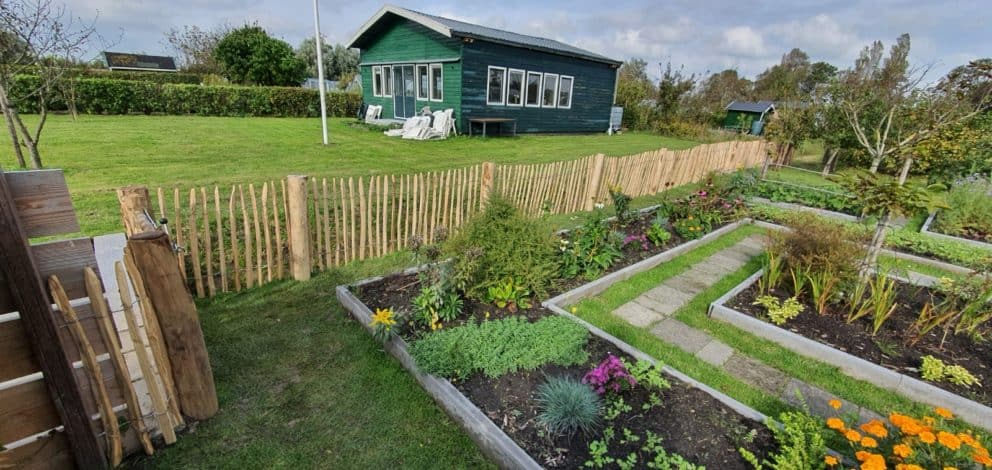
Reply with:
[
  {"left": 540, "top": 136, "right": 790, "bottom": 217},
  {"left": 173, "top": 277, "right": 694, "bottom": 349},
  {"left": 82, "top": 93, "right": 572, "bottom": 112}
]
[{"left": 468, "top": 118, "right": 517, "bottom": 137}]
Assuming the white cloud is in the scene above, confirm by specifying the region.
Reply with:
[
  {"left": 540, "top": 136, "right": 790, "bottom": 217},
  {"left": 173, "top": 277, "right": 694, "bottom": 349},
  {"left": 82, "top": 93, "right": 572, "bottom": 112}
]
[{"left": 720, "top": 26, "right": 767, "bottom": 58}]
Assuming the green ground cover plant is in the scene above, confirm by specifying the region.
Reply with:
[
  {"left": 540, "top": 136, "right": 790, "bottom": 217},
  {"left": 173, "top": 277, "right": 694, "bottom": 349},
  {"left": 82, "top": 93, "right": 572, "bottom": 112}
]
[
  {"left": 932, "top": 176, "right": 992, "bottom": 243},
  {"left": 407, "top": 316, "right": 589, "bottom": 380}
]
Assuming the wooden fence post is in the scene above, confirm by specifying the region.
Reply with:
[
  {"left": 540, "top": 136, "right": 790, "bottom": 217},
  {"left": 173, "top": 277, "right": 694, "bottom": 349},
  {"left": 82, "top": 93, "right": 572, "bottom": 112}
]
[
  {"left": 117, "top": 185, "right": 158, "bottom": 237},
  {"left": 127, "top": 230, "right": 218, "bottom": 420},
  {"left": 286, "top": 175, "right": 311, "bottom": 281},
  {"left": 479, "top": 162, "right": 495, "bottom": 208},
  {"left": 0, "top": 171, "right": 107, "bottom": 469},
  {"left": 583, "top": 153, "right": 606, "bottom": 211}
]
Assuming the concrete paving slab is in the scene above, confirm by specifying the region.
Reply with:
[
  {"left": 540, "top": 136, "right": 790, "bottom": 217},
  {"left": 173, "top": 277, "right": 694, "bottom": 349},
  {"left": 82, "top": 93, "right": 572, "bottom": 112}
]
[
  {"left": 664, "top": 275, "right": 710, "bottom": 296},
  {"left": 723, "top": 354, "right": 790, "bottom": 394},
  {"left": 643, "top": 284, "right": 695, "bottom": 307},
  {"left": 651, "top": 318, "right": 713, "bottom": 354},
  {"left": 633, "top": 295, "right": 684, "bottom": 317},
  {"left": 696, "top": 340, "right": 734, "bottom": 366},
  {"left": 613, "top": 301, "right": 663, "bottom": 327}
]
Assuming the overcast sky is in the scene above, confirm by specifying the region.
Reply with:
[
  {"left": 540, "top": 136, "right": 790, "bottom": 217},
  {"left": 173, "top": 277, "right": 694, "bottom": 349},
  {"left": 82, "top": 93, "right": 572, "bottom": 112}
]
[{"left": 67, "top": 0, "right": 990, "bottom": 80}]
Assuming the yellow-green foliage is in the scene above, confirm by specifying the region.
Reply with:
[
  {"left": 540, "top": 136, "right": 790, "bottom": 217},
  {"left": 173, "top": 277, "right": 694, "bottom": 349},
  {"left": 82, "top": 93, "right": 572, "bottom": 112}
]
[
  {"left": 920, "top": 355, "right": 981, "bottom": 388},
  {"left": 754, "top": 295, "right": 805, "bottom": 326}
]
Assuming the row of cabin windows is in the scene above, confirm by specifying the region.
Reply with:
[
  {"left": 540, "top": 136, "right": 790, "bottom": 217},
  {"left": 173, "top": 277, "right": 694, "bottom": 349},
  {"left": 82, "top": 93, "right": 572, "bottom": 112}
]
[
  {"left": 486, "top": 66, "right": 573, "bottom": 109},
  {"left": 371, "top": 64, "right": 443, "bottom": 101}
]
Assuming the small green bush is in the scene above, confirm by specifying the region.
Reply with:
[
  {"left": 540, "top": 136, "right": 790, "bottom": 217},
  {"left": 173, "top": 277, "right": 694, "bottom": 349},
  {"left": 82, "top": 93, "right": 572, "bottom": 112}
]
[
  {"left": 408, "top": 316, "right": 589, "bottom": 380},
  {"left": 932, "top": 177, "right": 992, "bottom": 242},
  {"left": 560, "top": 211, "right": 623, "bottom": 280},
  {"left": 447, "top": 196, "right": 560, "bottom": 300},
  {"left": 9, "top": 75, "right": 361, "bottom": 117},
  {"left": 536, "top": 376, "right": 602, "bottom": 437},
  {"left": 739, "top": 411, "right": 828, "bottom": 470}
]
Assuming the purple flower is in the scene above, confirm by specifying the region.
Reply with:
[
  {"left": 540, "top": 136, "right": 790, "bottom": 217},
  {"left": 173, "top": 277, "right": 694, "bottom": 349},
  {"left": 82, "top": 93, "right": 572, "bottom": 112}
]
[
  {"left": 582, "top": 354, "right": 637, "bottom": 395},
  {"left": 698, "top": 190, "right": 708, "bottom": 197}
]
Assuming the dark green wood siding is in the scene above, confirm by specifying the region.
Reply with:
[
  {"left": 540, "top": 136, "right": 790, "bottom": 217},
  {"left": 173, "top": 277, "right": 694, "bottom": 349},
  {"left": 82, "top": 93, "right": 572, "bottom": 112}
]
[
  {"left": 723, "top": 110, "right": 761, "bottom": 129},
  {"left": 460, "top": 41, "right": 617, "bottom": 133},
  {"left": 359, "top": 18, "right": 462, "bottom": 120}
]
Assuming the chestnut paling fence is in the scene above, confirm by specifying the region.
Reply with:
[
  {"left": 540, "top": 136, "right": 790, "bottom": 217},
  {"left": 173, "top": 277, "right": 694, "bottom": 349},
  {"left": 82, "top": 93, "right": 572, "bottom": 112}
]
[{"left": 136, "top": 139, "right": 770, "bottom": 298}]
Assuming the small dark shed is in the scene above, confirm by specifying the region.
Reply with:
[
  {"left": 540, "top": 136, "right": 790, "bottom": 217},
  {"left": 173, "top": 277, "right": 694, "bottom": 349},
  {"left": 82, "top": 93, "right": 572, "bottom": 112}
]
[
  {"left": 347, "top": 5, "right": 622, "bottom": 133},
  {"left": 723, "top": 100, "right": 775, "bottom": 134}
]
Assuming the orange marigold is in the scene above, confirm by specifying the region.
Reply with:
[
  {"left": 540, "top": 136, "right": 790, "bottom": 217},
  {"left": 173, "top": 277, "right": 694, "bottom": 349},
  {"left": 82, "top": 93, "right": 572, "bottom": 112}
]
[
  {"left": 935, "top": 407, "right": 953, "bottom": 419},
  {"left": 856, "top": 450, "right": 871, "bottom": 462},
  {"left": 861, "top": 453, "right": 886, "bottom": 470},
  {"left": 860, "top": 420, "right": 889, "bottom": 438},
  {"left": 974, "top": 453, "right": 992, "bottom": 466},
  {"left": 829, "top": 399, "right": 842, "bottom": 410},
  {"left": 824, "top": 455, "right": 839, "bottom": 466},
  {"left": 892, "top": 443, "right": 913, "bottom": 458},
  {"left": 861, "top": 436, "right": 879, "bottom": 448},
  {"left": 895, "top": 465, "right": 924, "bottom": 470},
  {"left": 938, "top": 431, "right": 962, "bottom": 450},
  {"left": 846, "top": 430, "right": 863, "bottom": 442},
  {"left": 827, "top": 417, "right": 846, "bottom": 430},
  {"left": 920, "top": 431, "right": 936, "bottom": 444}
]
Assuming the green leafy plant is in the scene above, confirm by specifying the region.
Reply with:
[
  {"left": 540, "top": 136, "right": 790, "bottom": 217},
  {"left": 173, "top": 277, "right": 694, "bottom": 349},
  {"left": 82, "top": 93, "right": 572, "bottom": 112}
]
[
  {"left": 484, "top": 278, "right": 532, "bottom": 313},
  {"left": 411, "top": 284, "right": 463, "bottom": 329},
  {"left": 370, "top": 307, "right": 400, "bottom": 342},
  {"left": 672, "top": 214, "right": 708, "bottom": 240},
  {"left": 931, "top": 176, "right": 992, "bottom": 243},
  {"left": 739, "top": 411, "right": 828, "bottom": 470},
  {"left": 536, "top": 376, "right": 602, "bottom": 437},
  {"left": 620, "top": 358, "right": 670, "bottom": 411},
  {"left": 912, "top": 275, "right": 992, "bottom": 345},
  {"left": 920, "top": 355, "right": 981, "bottom": 388},
  {"left": 560, "top": 210, "right": 623, "bottom": 280},
  {"left": 408, "top": 316, "right": 589, "bottom": 380},
  {"left": 603, "top": 396, "right": 633, "bottom": 421},
  {"left": 758, "top": 249, "right": 785, "bottom": 295},
  {"left": 447, "top": 196, "right": 560, "bottom": 300},
  {"left": 753, "top": 295, "right": 805, "bottom": 326},
  {"left": 865, "top": 271, "right": 899, "bottom": 335},
  {"left": 609, "top": 184, "right": 634, "bottom": 226},
  {"left": 646, "top": 214, "right": 672, "bottom": 247},
  {"left": 805, "top": 269, "right": 840, "bottom": 315},
  {"left": 642, "top": 431, "right": 703, "bottom": 470},
  {"left": 585, "top": 426, "right": 616, "bottom": 468}
]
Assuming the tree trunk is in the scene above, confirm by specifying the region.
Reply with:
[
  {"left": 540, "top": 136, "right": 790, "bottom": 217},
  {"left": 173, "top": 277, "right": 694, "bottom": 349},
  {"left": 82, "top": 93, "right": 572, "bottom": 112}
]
[
  {"left": 861, "top": 211, "right": 891, "bottom": 280},
  {"left": 822, "top": 148, "right": 839, "bottom": 177},
  {"left": 760, "top": 148, "right": 772, "bottom": 178},
  {"left": 897, "top": 156, "right": 913, "bottom": 185},
  {"left": 0, "top": 90, "right": 27, "bottom": 168},
  {"left": 869, "top": 154, "right": 882, "bottom": 173},
  {"left": 9, "top": 106, "right": 44, "bottom": 169}
]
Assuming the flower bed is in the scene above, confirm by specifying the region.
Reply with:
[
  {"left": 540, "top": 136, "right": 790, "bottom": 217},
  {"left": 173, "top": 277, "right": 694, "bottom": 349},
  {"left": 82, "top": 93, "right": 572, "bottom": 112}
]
[
  {"left": 343, "top": 270, "right": 778, "bottom": 468},
  {"left": 709, "top": 270, "right": 992, "bottom": 431},
  {"left": 923, "top": 212, "right": 992, "bottom": 251},
  {"left": 925, "top": 177, "right": 992, "bottom": 246}
]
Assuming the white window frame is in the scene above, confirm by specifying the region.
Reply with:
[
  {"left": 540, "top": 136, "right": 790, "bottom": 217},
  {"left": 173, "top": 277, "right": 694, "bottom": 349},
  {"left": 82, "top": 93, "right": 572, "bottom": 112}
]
[
  {"left": 557, "top": 75, "right": 574, "bottom": 109},
  {"left": 525, "top": 71, "right": 542, "bottom": 108},
  {"left": 486, "top": 66, "right": 507, "bottom": 106},
  {"left": 382, "top": 65, "right": 393, "bottom": 97},
  {"left": 372, "top": 65, "right": 383, "bottom": 97},
  {"left": 429, "top": 63, "right": 443, "bottom": 102},
  {"left": 416, "top": 64, "right": 429, "bottom": 101},
  {"left": 542, "top": 73, "right": 558, "bottom": 108},
  {"left": 506, "top": 68, "right": 525, "bottom": 107}
]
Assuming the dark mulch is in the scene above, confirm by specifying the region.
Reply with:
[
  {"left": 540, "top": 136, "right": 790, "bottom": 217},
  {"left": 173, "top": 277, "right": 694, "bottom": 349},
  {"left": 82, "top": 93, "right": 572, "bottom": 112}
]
[
  {"left": 353, "top": 270, "right": 777, "bottom": 468},
  {"left": 930, "top": 225, "right": 992, "bottom": 244},
  {"left": 729, "top": 283, "right": 992, "bottom": 406}
]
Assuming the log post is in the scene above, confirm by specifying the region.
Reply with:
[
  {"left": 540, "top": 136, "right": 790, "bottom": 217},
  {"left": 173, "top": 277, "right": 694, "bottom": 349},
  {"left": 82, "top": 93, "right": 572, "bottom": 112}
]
[
  {"left": 479, "top": 162, "right": 495, "bottom": 209},
  {"left": 117, "top": 185, "right": 157, "bottom": 237},
  {"left": 286, "top": 175, "right": 311, "bottom": 281},
  {"left": 583, "top": 153, "right": 606, "bottom": 211},
  {"left": 0, "top": 171, "right": 107, "bottom": 468},
  {"left": 127, "top": 230, "right": 218, "bottom": 420}
]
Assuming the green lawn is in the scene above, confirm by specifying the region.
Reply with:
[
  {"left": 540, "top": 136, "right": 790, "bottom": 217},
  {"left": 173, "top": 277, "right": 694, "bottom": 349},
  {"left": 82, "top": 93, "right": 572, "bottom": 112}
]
[
  {"left": 0, "top": 115, "right": 697, "bottom": 235},
  {"left": 127, "top": 252, "right": 493, "bottom": 469}
]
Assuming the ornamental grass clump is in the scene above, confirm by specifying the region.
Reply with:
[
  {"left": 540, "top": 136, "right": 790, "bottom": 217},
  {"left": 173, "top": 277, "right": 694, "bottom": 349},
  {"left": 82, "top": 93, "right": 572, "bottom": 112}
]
[
  {"left": 536, "top": 376, "right": 602, "bottom": 437},
  {"left": 824, "top": 401, "right": 992, "bottom": 468}
]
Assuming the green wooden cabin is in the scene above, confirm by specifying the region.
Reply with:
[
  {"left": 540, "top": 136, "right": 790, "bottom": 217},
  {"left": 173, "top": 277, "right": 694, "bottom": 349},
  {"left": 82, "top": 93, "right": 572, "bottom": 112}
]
[
  {"left": 347, "top": 5, "right": 622, "bottom": 134},
  {"left": 722, "top": 100, "right": 775, "bottom": 135}
]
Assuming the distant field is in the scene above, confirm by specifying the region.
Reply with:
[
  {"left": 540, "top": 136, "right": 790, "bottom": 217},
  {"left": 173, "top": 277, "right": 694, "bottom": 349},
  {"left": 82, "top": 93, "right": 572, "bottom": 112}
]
[{"left": 0, "top": 115, "right": 698, "bottom": 235}]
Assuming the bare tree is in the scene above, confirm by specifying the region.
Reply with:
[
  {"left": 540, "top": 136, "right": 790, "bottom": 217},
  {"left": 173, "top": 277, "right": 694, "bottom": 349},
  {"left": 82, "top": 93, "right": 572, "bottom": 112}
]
[
  {"left": 0, "top": 0, "right": 96, "bottom": 169},
  {"left": 163, "top": 23, "right": 231, "bottom": 74}
]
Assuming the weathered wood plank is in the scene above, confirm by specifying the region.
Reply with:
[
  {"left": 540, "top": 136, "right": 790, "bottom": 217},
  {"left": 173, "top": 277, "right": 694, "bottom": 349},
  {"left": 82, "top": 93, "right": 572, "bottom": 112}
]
[
  {"left": 32, "top": 237, "right": 98, "bottom": 303},
  {"left": 5, "top": 169, "right": 78, "bottom": 238},
  {"left": 0, "top": 317, "right": 38, "bottom": 382},
  {"left": 2, "top": 431, "right": 73, "bottom": 470}
]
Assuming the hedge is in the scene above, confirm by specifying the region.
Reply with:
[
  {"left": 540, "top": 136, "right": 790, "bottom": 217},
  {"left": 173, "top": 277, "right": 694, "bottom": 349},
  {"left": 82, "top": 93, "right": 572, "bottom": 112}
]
[
  {"left": 9, "top": 75, "right": 362, "bottom": 118},
  {"left": 17, "top": 66, "right": 203, "bottom": 84}
]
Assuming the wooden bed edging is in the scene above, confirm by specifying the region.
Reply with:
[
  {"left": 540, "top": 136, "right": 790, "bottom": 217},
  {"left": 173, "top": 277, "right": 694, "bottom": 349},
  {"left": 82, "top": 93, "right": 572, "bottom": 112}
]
[
  {"left": 707, "top": 272, "right": 992, "bottom": 431},
  {"left": 335, "top": 283, "right": 542, "bottom": 470}
]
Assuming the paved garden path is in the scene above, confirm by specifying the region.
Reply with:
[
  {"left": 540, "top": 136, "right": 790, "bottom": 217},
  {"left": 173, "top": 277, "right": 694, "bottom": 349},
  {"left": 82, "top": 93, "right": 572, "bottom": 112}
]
[{"left": 612, "top": 236, "right": 884, "bottom": 423}]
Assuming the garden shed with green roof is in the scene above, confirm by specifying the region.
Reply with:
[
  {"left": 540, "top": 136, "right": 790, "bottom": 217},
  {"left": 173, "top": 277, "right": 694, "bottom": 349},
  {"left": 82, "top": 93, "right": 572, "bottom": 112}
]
[{"left": 347, "top": 5, "right": 622, "bottom": 134}]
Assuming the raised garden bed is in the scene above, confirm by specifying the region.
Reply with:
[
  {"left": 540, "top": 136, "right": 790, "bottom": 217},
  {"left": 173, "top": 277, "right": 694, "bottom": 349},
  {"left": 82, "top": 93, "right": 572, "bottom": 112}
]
[
  {"left": 748, "top": 196, "right": 860, "bottom": 223},
  {"left": 709, "top": 270, "right": 992, "bottom": 431},
  {"left": 922, "top": 211, "right": 992, "bottom": 251},
  {"left": 337, "top": 223, "right": 783, "bottom": 469}
]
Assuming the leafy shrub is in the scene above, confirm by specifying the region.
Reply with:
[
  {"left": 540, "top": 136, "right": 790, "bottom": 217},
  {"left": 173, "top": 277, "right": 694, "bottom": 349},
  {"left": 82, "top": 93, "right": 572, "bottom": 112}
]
[
  {"left": 14, "top": 66, "right": 203, "bottom": 84},
  {"left": 411, "top": 284, "right": 462, "bottom": 329},
  {"left": 407, "top": 316, "right": 589, "bottom": 379},
  {"left": 739, "top": 411, "right": 828, "bottom": 470},
  {"left": 559, "top": 211, "right": 623, "bottom": 280},
  {"left": 536, "top": 376, "right": 602, "bottom": 437},
  {"left": 582, "top": 354, "right": 636, "bottom": 395},
  {"left": 608, "top": 184, "right": 634, "bottom": 226},
  {"left": 753, "top": 295, "right": 804, "bottom": 326},
  {"left": 447, "top": 196, "right": 559, "bottom": 300},
  {"left": 672, "top": 214, "right": 708, "bottom": 240},
  {"left": 749, "top": 181, "right": 862, "bottom": 215},
  {"left": 484, "top": 278, "right": 532, "bottom": 312},
  {"left": 932, "top": 176, "right": 992, "bottom": 242},
  {"left": 919, "top": 355, "right": 981, "bottom": 387},
  {"left": 645, "top": 214, "right": 672, "bottom": 247},
  {"left": 773, "top": 212, "right": 866, "bottom": 282},
  {"left": 9, "top": 75, "right": 361, "bottom": 117},
  {"left": 824, "top": 403, "right": 991, "bottom": 468}
]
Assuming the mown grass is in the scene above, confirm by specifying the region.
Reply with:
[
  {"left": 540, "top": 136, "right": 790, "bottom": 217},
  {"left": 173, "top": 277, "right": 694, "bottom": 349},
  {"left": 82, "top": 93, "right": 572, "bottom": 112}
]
[
  {"left": 571, "top": 225, "right": 938, "bottom": 424},
  {"left": 0, "top": 115, "right": 697, "bottom": 236},
  {"left": 126, "top": 253, "right": 492, "bottom": 469}
]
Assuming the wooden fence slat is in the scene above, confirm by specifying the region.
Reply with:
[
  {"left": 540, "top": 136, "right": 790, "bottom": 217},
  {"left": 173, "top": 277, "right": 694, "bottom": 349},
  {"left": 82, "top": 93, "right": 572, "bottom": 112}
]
[
  {"left": 261, "top": 183, "right": 273, "bottom": 282},
  {"left": 273, "top": 180, "right": 284, "bottom": 279},
  {"left": 249, "top": 184, "right": 263, "bottom": 285},
  {"left": 322, "top": 178, "right": 332, "bottom": 268},
  {"left": 157, "top": 187, "right": 166, "bottom": 228},
  {"left": 188, "top": 189, "right": 204, "bottom": 298},
  {"left": 201, "top": 187, "right": 215, "bottom": 297},
  {"left": 358, "top": 177, "right": 367, "bottom": 260},
  {"left": 239, "top": 186, "right": 254, "bottom": 289},
  {"left": 311, "top": 179, "right": 323, "bottom": 270},
  {"left": 215, "top": 187, "right": 227, "bottom": 293},
  {"left": 332, "top": 178, "right": 342, "bottom": 266},
  {"left": 228, "top": 187, "right": 242, "bottom": 291},
  {"left": 173, "top": 187, "right": 185, "bottom": 281}
]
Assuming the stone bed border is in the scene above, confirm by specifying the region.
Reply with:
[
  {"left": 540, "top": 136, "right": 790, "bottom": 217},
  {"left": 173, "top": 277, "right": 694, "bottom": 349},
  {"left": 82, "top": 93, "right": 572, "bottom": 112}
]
[
  {"left": 707, "top": 268, "right": 992, "bottom": 431},
  {"left": 336, "top": 221, "right": 776, "bottom": 469},
  {"left": 749, "top": 196, "right": 860, "bottom": 223},
  {"left": 920, "top": 211, "right": 992, "bottom": 252}
]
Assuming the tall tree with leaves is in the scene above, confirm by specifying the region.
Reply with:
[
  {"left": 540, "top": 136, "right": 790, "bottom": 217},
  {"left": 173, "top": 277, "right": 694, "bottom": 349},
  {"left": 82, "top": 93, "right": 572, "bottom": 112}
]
[
  {"left": 656, "top": 61, "right": 695, "bottom": 122},
  {"left": 163, "top": 23, "right": 230, "bottom": 74},
  {"left": 614, "top": 58, "right": 656, "bottom": 129},
  {"left": 0, "top": 0, "right": 96, "bottom": 169},
  {"left": 296, "top": 38, "right": 358, "bottom": 80},
  {"left": 214, "top": 25, "right": 306, "bottom": 86}
]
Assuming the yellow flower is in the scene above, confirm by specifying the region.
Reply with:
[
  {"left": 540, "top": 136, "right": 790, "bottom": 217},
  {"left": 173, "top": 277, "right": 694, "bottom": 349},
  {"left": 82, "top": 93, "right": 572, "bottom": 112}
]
[
  {"left": 934, "top": 407, "right": 953, "bottom": 419},
  {"left": 892, "top": 443, "right": 913, "bottom": 458},
  {"left": 860, "top": 419, "right": 889, "bottom": 438},
  {"left": 920, "top": 431, "right": 936, "bottom": 444},
  {"left": 856, "top": 450, "right": 871, "bottom": 461},
  {"left": 938, "top": 431, "right": 961, "bottom": 450},
  {"left": 827, "top": 417, "right": 846, "bottom": 430},
  {"left": 943, "top": 467, "right": 959, "bottom": 470},
  {"left": 974, "top": 454, "right": 992, "bottom": 466},
  {"left": 829, "top": 399, "right": 842, "bottom": 410},
  {"left": 570, "top": 306, "right": 577, "bottom": 313},
  {"left": 371, "top": 307, "right": 396, "bottom": 327},
  {"left": 861, "top": 454, "right": 886, "bottom": 470},
  {"left": 824, "top": 455, "right": 839, "bottom": 466},
  {"left": 846, "top": 430, "right": 862, "bottom": 442},
  {"left": 861, "top": 436, "right": 878, "bottom": 448}
]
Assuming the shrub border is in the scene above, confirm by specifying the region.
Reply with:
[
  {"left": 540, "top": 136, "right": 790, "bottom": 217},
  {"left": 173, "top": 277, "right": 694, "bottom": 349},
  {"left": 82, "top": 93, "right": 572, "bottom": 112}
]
[{"left": 707, "top": 268, "right": 992, "bottom": 431}]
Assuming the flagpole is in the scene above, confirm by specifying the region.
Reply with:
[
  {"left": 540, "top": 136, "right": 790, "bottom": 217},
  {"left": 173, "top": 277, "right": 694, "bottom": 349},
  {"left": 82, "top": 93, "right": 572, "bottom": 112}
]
[{"left": 312, "top": 0, "right": 329, "bottom": 145}]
